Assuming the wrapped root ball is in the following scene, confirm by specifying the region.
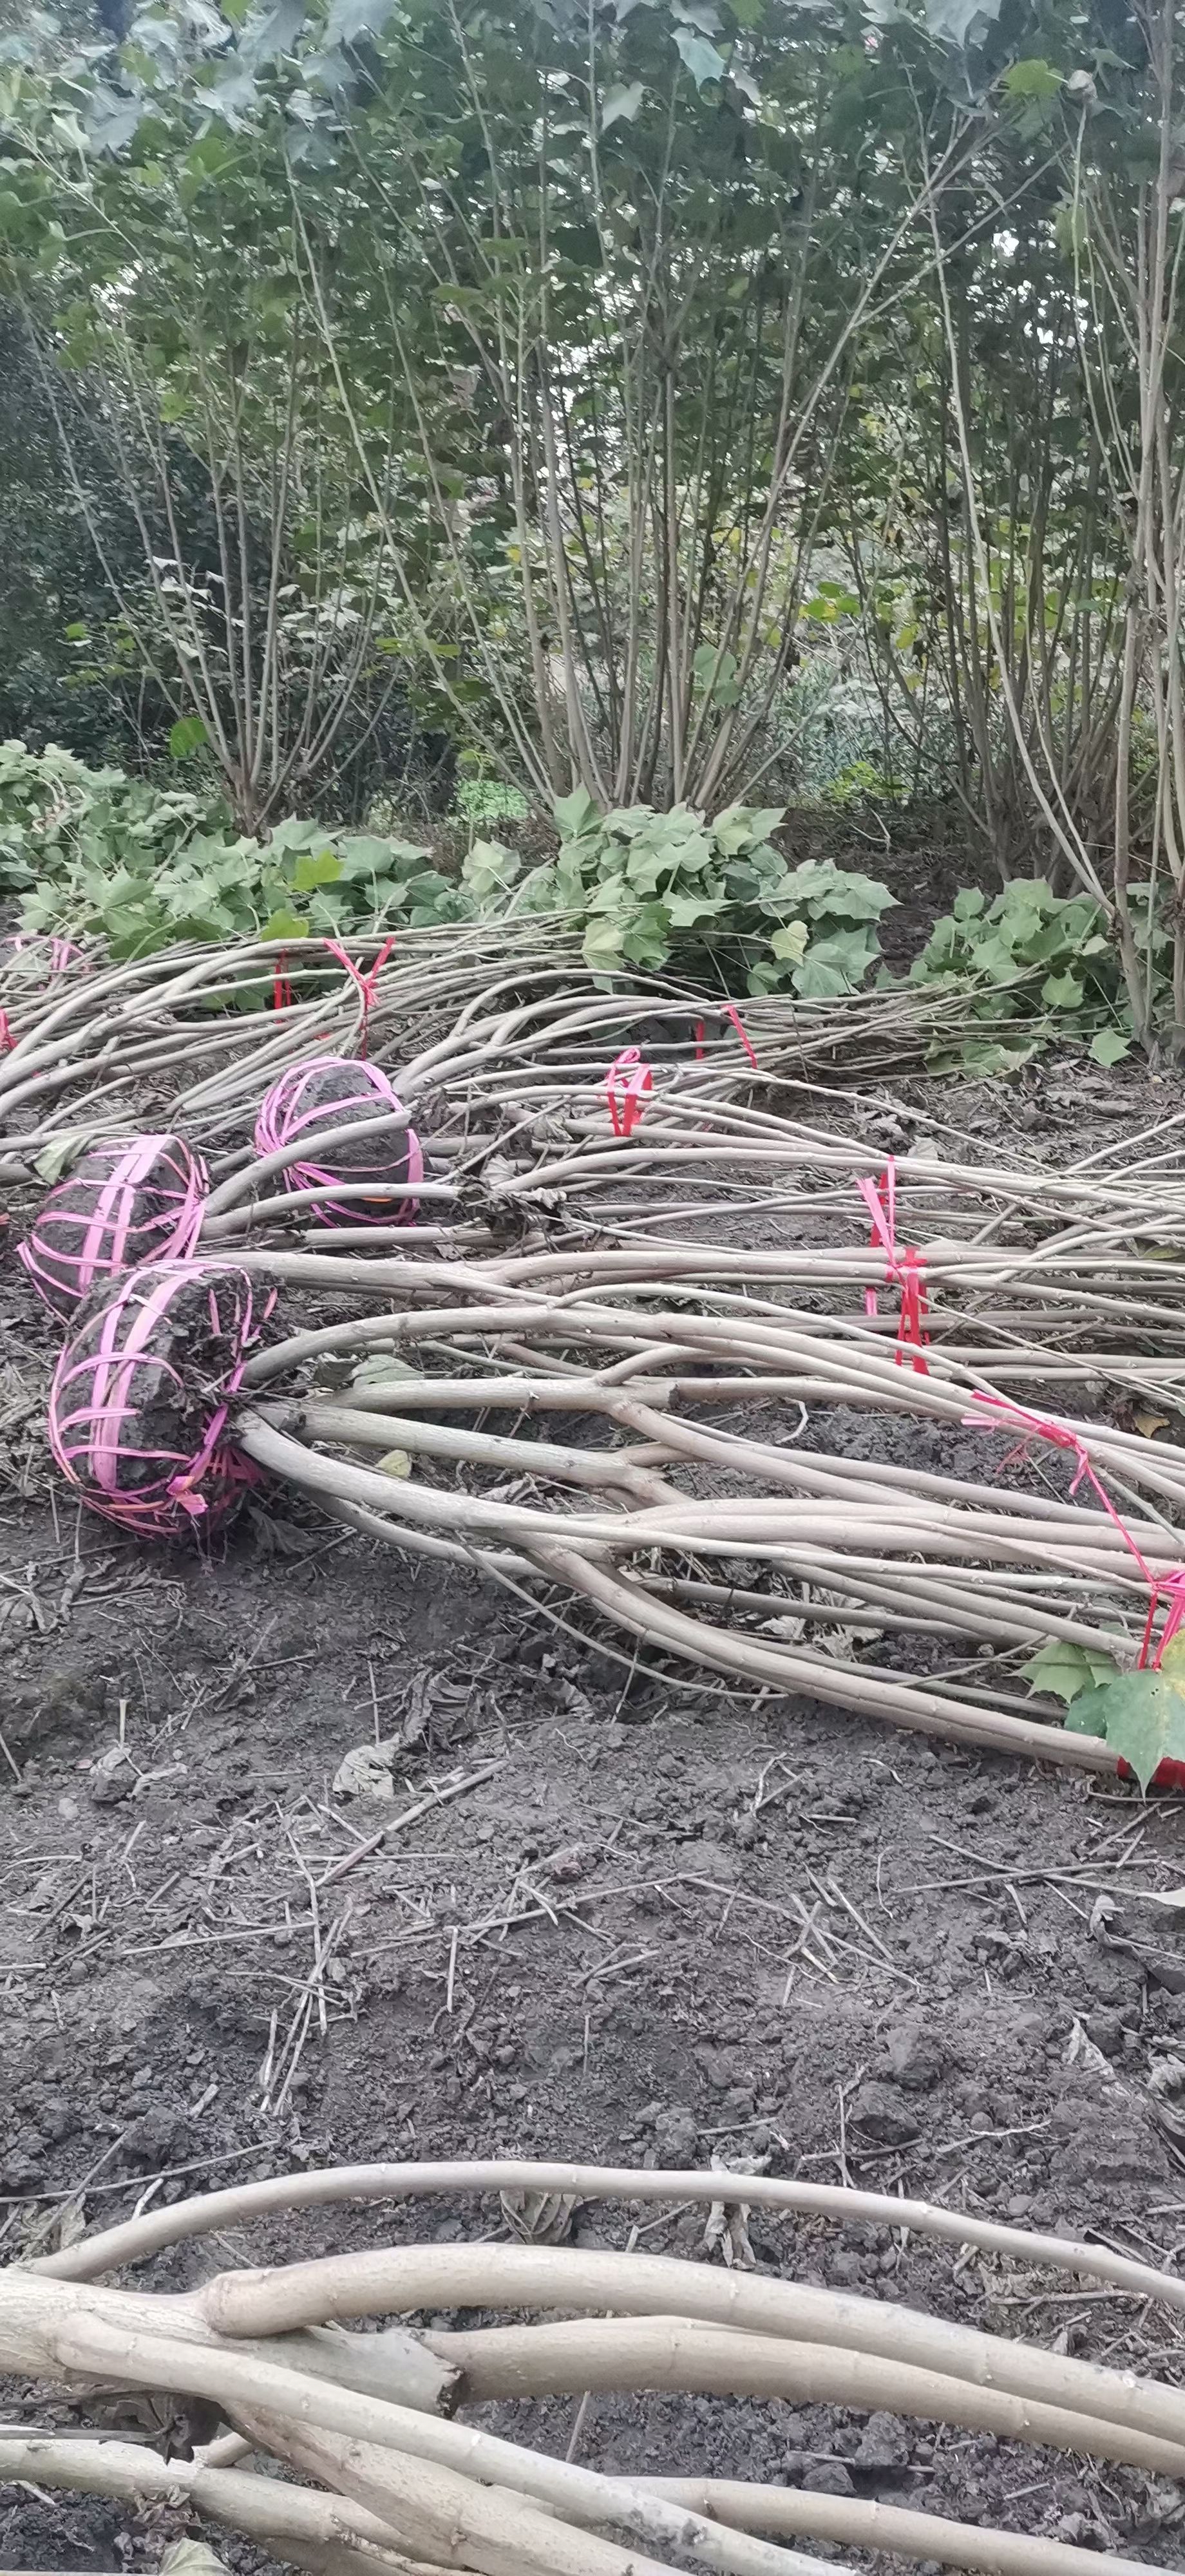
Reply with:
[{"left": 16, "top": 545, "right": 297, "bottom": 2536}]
[
  {"left": 254, "top": 1054, "right": 422, "bottom": 1225},
  {"left": 48, "top": 1260, "right": 270, "bottom": 1538},
  {"left": 20, "top": 1133, "right": 209, "bottom": 1318}
]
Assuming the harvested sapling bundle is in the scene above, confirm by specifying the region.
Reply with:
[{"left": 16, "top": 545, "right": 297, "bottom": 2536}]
[
  {"left": 253, "top": 1054, "right": 424, "bottom": 1226},
  {"left": 47, "top": 1258, "right": 271, "bottom": 1537},
  {"left": 19, "top": 1132, "right": 209, "bottom": 1315},
  {"left": 6, "top": 2154, "right": 1185, "bottom": 2576}
]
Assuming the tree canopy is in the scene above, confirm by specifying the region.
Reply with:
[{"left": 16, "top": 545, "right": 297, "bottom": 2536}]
[{"left": 1, "top": 0, "right": 1184, "bottom": 1025}]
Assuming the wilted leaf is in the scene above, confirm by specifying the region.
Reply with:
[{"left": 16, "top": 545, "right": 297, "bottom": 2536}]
[
  {"left": 1133, "top": 1410, "right": 1170, "bottom": 1440},
  {"left": 500, "top": 2188, "right": 578, "bottom": 2243},
  {"left": 376, "top": 1448, "right": 412, "bottom": 1478},
  {"left": 1090, "top": 1028, "right": 1130, "bottom": 1066},
  {"left": 162, "top": 2546, "right": 232, "bottom": 2576},
  {"left": 333, "top": 1739, "right": 397, "bottom": 1797},
  {"left": 34, "top": 1130, "right": 92, "bottom": 1184},
  {"left": 349, "top": 1355, "right": 424, "bottom": 1391}
]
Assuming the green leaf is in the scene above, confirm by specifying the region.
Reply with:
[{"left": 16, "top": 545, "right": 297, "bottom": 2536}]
[
  {"left": 292, "top": 849, "right": 343, "bottom": 891},
  {"left": 621, "top": 902, "right": 673, "bottom": 969},
  {"left": 582, "top": 914, "right": 627, "bottom": 971},
  {"left": 555, "top": 785, "right": 600, "bottom": 841},
  {"left": 462, "top": 837, "right": 521, "bottom": 902},
  {"left": 1091, "top": 1029, "right": 1131, "bottom": 1066},
  {"left": 1001, "top": 55, "right": 1062, "bottom": 127},
  {"left": 1020, "top": 1640, "right": 1121, "bottom": 1703},
  {"left": 792, "top": 926, "right": 878, "bottom": 993},
  {"left": 1065, "top": 1636, "right": 1185, "bottom": 1786},
  {"left": 1041, "top": 971, "right": 1083, "bottom": 1009},
  {"left": 775, "top": 859, "right": 894, "bottom": 922},
  {"left": 792, "top": 954, "right": 851, "bottom": 999},
  {"left": 263, "top": 908, "right": 310, "bottom": 940},
  {"left": 601, "top": 80, "right": 645, "bottom": 129},
  {"left": 168, "top": 716, "right": 207, "bottom": 761},
  {"left": 952, "top": 887, "right": 986, "bottom": 922},
  {"left": 33, "top": 1129, "right": 92, "bottom": 1184},
  {"left": 664, "top": 889, "right": 722, "bottom": 927},
  {"left": 769, "top": 920, "right": 809, "bottom": 963},
  {"left": 672, "top": 26, "right": 726, "bottom": 84}
]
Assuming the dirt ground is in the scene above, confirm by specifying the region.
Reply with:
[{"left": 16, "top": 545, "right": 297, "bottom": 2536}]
[{"left": 4, "top": 1058, "right": 1185, "bottom": 2573}]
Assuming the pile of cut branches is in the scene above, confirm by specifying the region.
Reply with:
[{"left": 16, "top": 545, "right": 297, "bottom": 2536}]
[
  {"left": 13, "top": 936, "right": 1185, "bottom": 1774},
  {"left": 0, "top": 931, "right": 1065, "bottom": 1165},
  {"left": 5, "top": 2157, "right": 1183, "bottom": 2576}
]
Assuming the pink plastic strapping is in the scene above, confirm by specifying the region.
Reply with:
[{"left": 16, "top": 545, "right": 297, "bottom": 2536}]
[
  {"left": 19, "top": 1134, "right": 209, "bottom": 1318},
  {"left": 253, "top": 1054, "right": 423, "bottom": 1226},
  {"left": 0, "top": 931, "right": 84, "bottom": 981},
  {"left": 324, "top": 934, "right": 396, "bottom": 1058},
  {"left": 855, "top": 1159, "right": 930, "bottom": 1375},
  {"left": 605, "top": 1045, "right": 653, "bottom": 1138},
  {"left": 48, "top": 1258, "right": 272, "bottom": 1539}
]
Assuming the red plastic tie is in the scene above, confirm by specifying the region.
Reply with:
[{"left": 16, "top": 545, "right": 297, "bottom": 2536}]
[
  {"left": 694, "top": 1020, "right": 706, "bottom": 1062},
  {"left": 723, "top": 1001, "right": 757, "bottom": 1068},
  {"left": 605, "top": 1045, "right": 653, "bottom": 1139},
  {"left": 963, "top": 1392, "right": 1185, "bottom": 1672},
  {"left": 325, "top": 935, "right": 396, "bottom": 1058},
  {"left": 273, "top": 949, "right": 294, "bottom": 1014},
  {"left": 0, "top": 1012, "right": 12, "bottom": 1055},
  {"left": 855, "top": 1160, "right": 930, "bottom": 1375}
]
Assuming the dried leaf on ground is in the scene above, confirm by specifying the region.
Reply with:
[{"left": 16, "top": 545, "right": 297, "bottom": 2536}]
[
  {"left": 334, "top": 1739, "right": 397, "bottom": 1798},
  {"left": 500, "top": 2188, "right": 578, "bottom": 2244},
  {"left": 703, "top": 2150, "right": 770, "bottom": 2269}
]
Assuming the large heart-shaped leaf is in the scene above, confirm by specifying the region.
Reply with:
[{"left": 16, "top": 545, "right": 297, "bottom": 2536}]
[
  {"left": 672, "top": 26, "right": 726, "bottom": 84},
  {"left": 1066, "top": 1636, "right": 1185, "bottom": 1788}
]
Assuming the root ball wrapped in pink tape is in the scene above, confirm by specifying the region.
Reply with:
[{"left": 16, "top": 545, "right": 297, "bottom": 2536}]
[
  {"left": 48, "top": 1260, "right": 271, "bottom": 1538},
  {"left": 253, "top": 1054, "right": 422, "bottom": 1225},
  {"left": 19, "top": 1133, "right": 209, "bottom": 1316}
]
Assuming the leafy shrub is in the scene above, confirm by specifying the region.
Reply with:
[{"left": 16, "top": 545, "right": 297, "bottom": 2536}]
[
  {"left": 18, "top": 811, "right": 466, "bottom": 958},
  {"left": 462, "top": 790, "right": 895, "bottom": 996},
  {"left": 452, "top": 773, "right": 531, "bottom": 829},
  {"left": 0, "top": 737, "right": 215, "bottom": 896},
  {"left": 909, "top": 880, "right": 1132, "bottom": 1070},
  {"left": 1, "top": 742, "right": 466, "bottom": 957},
  {"left": 5, "top": 744, "right": 894, "bottom": 996}
]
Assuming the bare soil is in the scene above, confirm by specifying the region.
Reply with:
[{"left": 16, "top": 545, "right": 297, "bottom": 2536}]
[{"left": 3, "top": 1059, "right": 1185, "bottom": 2573}]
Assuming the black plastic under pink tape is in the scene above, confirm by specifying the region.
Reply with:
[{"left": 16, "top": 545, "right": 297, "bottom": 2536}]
[
  {"left": 253, "top": 1054, "right": 423, "bottom": 1226},
  {"left": 48, "top": 1260, "right": 273, "bottom": 1539},
  {"left": 19, "top": 1134, "right": 209, "bottom": 1317}
]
